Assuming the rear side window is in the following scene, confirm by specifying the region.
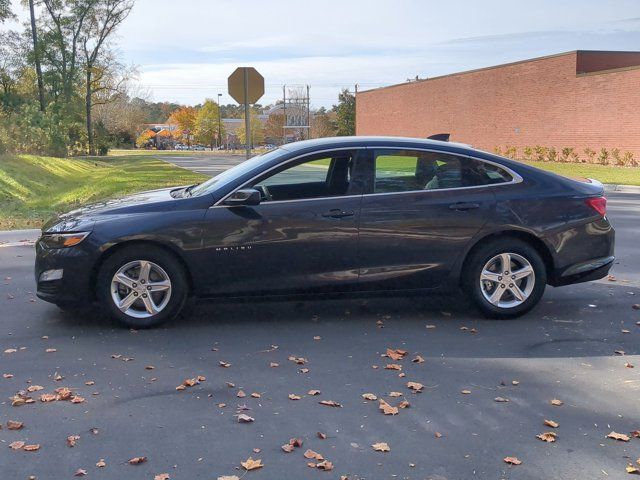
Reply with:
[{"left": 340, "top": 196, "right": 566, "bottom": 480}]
[{"left": 373, "top": 150, "right": 512, "bottom": 193}]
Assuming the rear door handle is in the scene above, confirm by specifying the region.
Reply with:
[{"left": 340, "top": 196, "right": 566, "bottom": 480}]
[
  {"left": 322, "top": 209, "right": 355, "bottom": 218},
  {"left": 449, "top": 202, "right": 480, "bottom": 211}
]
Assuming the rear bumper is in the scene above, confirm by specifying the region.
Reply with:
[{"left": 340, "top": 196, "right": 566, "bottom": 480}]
[{"left": 549, "top": 255, "right": 614, "bottom": 286}]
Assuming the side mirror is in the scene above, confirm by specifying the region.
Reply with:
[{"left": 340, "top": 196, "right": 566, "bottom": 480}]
[{"left": 224, "top": 188, "right": 261, "bottom": 206}]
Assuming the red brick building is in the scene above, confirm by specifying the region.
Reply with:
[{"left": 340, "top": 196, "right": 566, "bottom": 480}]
[{"left": 356, "top": 51, "right": 640, "bottom": 161}]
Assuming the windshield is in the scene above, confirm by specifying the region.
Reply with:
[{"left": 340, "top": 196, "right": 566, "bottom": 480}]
[{"left": 188, "top": 148, "right": 287, "bottom": 197}]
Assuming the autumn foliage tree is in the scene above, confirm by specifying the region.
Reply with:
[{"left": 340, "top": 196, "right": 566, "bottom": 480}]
[
  {"left": 194, "top": 99, "right": 225, "bottom": 149},
  {"left": 167, "top": 106, "right": 197, "bottom": 144}
]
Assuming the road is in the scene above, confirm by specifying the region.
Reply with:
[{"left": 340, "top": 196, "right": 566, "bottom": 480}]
[{"left": 1, "top": 179, "right": 639, "bottom": 478}]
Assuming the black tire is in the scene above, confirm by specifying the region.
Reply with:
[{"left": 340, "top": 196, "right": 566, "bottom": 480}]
[
  {"left": 463, "top": 238, "right": 547, "bottom": 319},
  {"left": 96, "top": 245, "right": 189, "bottom": 328}
]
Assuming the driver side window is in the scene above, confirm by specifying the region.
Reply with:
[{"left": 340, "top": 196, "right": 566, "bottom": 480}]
[{"left": 251, "top": 151, "right": 356, "bottom": 202}]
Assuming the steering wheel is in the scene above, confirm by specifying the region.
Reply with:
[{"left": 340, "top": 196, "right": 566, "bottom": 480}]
[{"left": 255, "top": 185, "right": 272, "bottom": 202}]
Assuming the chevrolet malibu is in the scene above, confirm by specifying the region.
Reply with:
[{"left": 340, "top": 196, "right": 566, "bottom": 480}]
[{"left": 35, "top": 137, "right": 614, "bottom": 328}]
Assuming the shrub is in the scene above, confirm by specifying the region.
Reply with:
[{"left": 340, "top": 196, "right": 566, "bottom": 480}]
[
  {"left": 612, "top": 148, "right": 624, "bottom": 166},
  {"left": 523, "top": 146, "right": 533, "bottom": 160},
  {"left": 494, "top": 146, "right": 503, "bottom": 155},
  {"left": 546, "top": 147, "right": 557, "bottom": 162},
  {"left": 504, "top": 145, "right": 517, "bottom": 159},
  {"left": 584, "top": 148, "right": 596, "bottom": 164},
  {"left": 560, "top": 147, "right": 574, "bottom": 162},
  {"left": 534, "top": 145, "right": 547, "bottom": 161},
  {"left": 623, "top": 151, "right": 637, "bottom": 167},
  {"left": 598, "top": 148, "right": 610, "bottom": 165}
]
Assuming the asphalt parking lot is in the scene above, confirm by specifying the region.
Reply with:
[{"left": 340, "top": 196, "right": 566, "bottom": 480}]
[{"left": 1, "top": 187, "right": 639, "bottom": 479}]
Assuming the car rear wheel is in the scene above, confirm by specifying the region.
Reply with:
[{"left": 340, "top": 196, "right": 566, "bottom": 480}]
[
  {"left": 96, "top": 245, "right": 188, "bottom": 328},
  {"left": 463, "top": 238, "right": 547, "bottom": 318}
]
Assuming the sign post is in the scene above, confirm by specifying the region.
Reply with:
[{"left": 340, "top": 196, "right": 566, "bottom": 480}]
[{"left": 228, "top": 67, "right": 264, "bottom": 159}]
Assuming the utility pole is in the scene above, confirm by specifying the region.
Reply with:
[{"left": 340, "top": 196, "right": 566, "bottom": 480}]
[
  {"left": 306, "top": 85, "right": 310, "bottom": 140},
  {"left": 282, "top": 85, "right": 287, "bottom": 145},
  {"left": 217, "top": 93, "right": 222, "bottom": 148}
]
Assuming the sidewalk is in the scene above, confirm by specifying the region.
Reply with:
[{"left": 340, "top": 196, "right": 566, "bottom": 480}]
[{"left": 604, "top": 184, "right": 640, "bottom": 193}]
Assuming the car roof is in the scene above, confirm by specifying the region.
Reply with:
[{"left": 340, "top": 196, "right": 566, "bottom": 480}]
[{"left": 279, "top": 136, "right": 473, "bottom": 153}]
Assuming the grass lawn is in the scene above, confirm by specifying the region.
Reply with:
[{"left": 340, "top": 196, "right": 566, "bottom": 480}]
[
  {"left": 0, "top": 153, "right": 206, "bottom": 230},
  {"left": 520, "top": 160, "right": 640, "bottom": 185}
]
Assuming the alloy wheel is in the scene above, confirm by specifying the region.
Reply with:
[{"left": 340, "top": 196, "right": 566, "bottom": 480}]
[
  {"left": 479, "top": 252, "right": 535, "bottom": 309},
  {"left": 110, "top": 260, "right": 172, "bottom": 318}
]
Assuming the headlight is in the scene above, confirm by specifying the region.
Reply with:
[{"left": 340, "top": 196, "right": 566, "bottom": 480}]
[{"left": 40, "top": 232, "right": 91, "bottom": 249}]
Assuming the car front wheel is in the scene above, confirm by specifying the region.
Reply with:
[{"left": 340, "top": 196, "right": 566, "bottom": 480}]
[
  {"left": 96, "top": 245, "right": 188, "bottom": 328},
  {"left": 464, "top": 238, "right": 547, "bottom": 318}
]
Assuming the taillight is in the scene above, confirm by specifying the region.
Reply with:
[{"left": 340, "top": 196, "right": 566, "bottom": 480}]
[{"left": 585, "top": 196, "right": 607, "bottom": 216}]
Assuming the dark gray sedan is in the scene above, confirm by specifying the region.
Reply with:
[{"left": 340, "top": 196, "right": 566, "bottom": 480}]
[{"left": 35, "top": 137, "right": 614, "bottom": 327}]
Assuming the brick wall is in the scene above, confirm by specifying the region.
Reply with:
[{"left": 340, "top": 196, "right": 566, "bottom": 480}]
[{"left": 356, "top": 51, "right": 640, "bottom": 160}]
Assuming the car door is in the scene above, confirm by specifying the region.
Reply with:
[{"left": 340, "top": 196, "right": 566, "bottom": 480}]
[
  {"left": 357, "top": 148, "right": 505, "bottom": 290},
  {"left": 199, "top": 149, "right": 365, "bottom": 296}
]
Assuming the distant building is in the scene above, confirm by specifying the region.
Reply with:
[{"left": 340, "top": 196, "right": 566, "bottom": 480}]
[{"left": 356, "top": 50, "right": 640, "bottom": 160}]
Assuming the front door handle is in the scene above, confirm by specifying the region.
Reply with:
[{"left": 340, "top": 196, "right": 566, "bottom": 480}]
[
  {"left": 449, "top": 202, "right": 480, "bottom": 211},
  {"left": 322, "top": 209, "right": 355, "bottom": 219}
]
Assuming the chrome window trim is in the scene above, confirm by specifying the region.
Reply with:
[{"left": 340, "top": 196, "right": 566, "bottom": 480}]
[
  {"left": 211, "top": 145, "right": 523, "bottom": 208},
  {"left": 212, "top": 147, "right": 360, "bottom": 207}
]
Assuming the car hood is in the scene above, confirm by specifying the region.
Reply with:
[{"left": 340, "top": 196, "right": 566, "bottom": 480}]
[{"left": 42, "top": 187, "right": 186, "bottom": 233}]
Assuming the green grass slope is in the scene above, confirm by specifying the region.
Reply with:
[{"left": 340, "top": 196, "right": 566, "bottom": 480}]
[{"left": 0, "top": 154, "right": 206, "bottom": 230}]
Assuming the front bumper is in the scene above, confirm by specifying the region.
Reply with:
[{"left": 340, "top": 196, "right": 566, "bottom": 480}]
[{"left": 35, "top": 239, "right": 95, "bottom": 306}]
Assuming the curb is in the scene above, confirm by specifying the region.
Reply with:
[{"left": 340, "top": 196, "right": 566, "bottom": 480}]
[{"left": 603, "top": 184, "right": 640, "bottom": 194}]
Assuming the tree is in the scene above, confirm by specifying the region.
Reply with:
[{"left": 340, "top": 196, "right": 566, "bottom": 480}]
[
  {"left": 237, "top": 112, "right": 264, "bottom": 147},
  {"left": 194, "top": 99, "right": 224, "bottom": 149},
  {"left": 311, "top": 111, "right": 336, "bottom": 138},
  {"left": 0, "top": 0, "right": 13, "bottom": 22},
  {"left": 167, "top": 106, "right": 196, "bottom": 144},
  {"left": 333, "top": 88, "right": 355, "bottom": 136},
  {"left": 27, "top": 0, "right": 46, "bottom": 112},
  {"left": 263, "top": 113, "right": 284, "bottom": 142},
  {"left": 135, "top": 129, "right": 155, "bottom": 148},
  {"left": 81, "top": 0, "right": 134, "bottom": 154}
]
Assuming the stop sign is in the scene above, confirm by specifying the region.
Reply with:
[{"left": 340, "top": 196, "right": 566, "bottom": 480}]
[{"left": 228, "top": 67, "right": 264, "bottom": 105}]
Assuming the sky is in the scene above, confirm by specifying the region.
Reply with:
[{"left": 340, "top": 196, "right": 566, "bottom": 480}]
[{"left": 5, "top": 0, "right": 640, "bottom": 108}]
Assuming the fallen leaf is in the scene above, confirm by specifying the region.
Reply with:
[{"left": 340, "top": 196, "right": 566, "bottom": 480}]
[
  {"left": 237, "top": 390, "right": 246, "bottom": 398},
  {"left": 217, "top": 477, "right": 240, "bottom": 480},
  {"left": 288, "top": 356, "right": 308, "bottom": 365},
  {"left": 74, "top": 469, "right": 87, "bottom": 476},
  {"left": 512, "top": 380, "right": 520, "bottom": 385},
  {"left": 252, "top": 448, "right": 260, "bottom": 453},
  {"left": 219, "top": 361, "right": 231, "bottom": 368},
  {"left": 626, "top": 464, "right": 639, "bottom": 475},
  {"left": 313, "top": 336, "right": 321, "bottom": 340},
  {"left": 9, "top": 441, "right": 25, "bottom": 450},
  {"left": 40, "top": 393, "right": 57, "bottom": 402},
  {"left": 389, "top": 391, "right": 402, "bottom": 397},
  {"left": 317, "top": 432, "right": 327, "bottom": 439},
  {"left": 84, "top": 381, "right": 95, "bottom": 386},
  {"left": 67, "top": 435, "right": 80, "bottom": 447},
  {"left": 128, "top": 456, "right": 147, "bottom": 465},
  {"left": 45, "top": 348, "right": 57, "bottom": 353},
  {"left": 607, "top": 431, "right": 630, "bottom": 442},
  {"left": 412, "top": 355, "right": 425, "bottom": 363},
  {"left": 435, "top": 432, "right": 442, "bottom": 438},
  {"left": 4, "top": 348, "right": 17, "bottom": 354},
  {"left": 398, "top": 400, "right": 411, "bottom": 409},
  {"left": 299, "top": 368, "right": 309, "bottom": 373},
  {"left": 270, "top": 362, "right": 279, "bottom": 368},
  {"left": 154, "top": 475, "right": 170, "bottom": 480},
  {"left": 386, "top": 348, "right": 407, "bottom": 361},
  {"left": 536, "top": 432, "right": 557, "bottom": 442},
  {"left": 7, "top": 420, "right": 23, "bottom": 430},
  {"left": 550, "top": 398, "right": 563, "bottom": 406},
  {"left": 70, "top": 395, "right": 85, "bottom": 404},
  {"left": 504, "top": 456, "right": 522, "bottom": 465},
  {"left": 426, "top": 324, "right": 436, "bottom": 329},
  {"left": 316, "top": 460, "right": 333, "bottom": 471},
  {"left": 544, "top": 419, "right": 559, "bottom": 428},
  {"left": 307, "top": 389, "right": 321, "bottom": 396},
  {"left": 96, "top": 459, "right": 106, "bottom": 468},
  {"left": 23, "top": 444, "right": 40, "bottom": 451},
  {"left": 319, "top": 400, "right": 341, "bottom": 407},
  {"left": 372, "top": 442, "right": 390, "bottom": 452},
  {"left": 625, "top": 362, "right": 634, "bottom": 368},
  {"left": 289, "top": 437, "right": 303, "bottom": 447},
  {"left": 379, "top": 399, "right": 398, "bottom": 415},
  {"left": 304, "top": 449, "right": 323, "bottom": 460},
  {"left": 631, "top": 430, "right": 640, "bottom": 438},
  {"left": 494, "top": 396, "right": 509, "bottom": 403},
  {"left": 407, "top": 381, "right": 424, "bottom": 392},
  {"left": 27, "top": 385, "right": 43, "bottom": 392},
  {"left": 250, "top": 392, "right": 261, "bottom": 398},
  {"left": 362, "top": 393, "right": 378, "bottom": 401},
  {"left": 145, "top": 365, "right": 155, "bottom": 370},
  {"left": 461, "top": 390, "right": 471, "bottom": 395},
  {"left": 237, "top": 414, "right": 254, "bottom": 423},
  {"left": 385, "top": 364, "right": 402, "bottom": 371},
  {"left": 241, "top": 457, "right": 263, "bottom": 471},
  {"left": 288, "top": 393, "right": 301, "bottom": 400},
  {"left": 281, "top": 444, "right": 294, "bottom": 453}
]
